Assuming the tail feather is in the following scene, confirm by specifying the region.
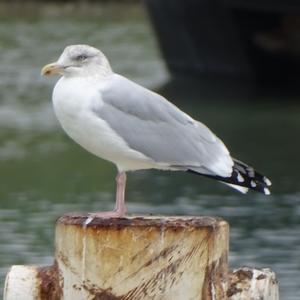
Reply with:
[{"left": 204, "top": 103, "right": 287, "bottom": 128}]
[
  {"left": 224, "top": 183, "right": 249, "bottom": 194},
  {"left": 188, "top": 159, "right": 271, "bottom": 195}
]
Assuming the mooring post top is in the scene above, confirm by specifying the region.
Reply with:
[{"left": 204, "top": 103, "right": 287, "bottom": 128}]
[
  {"left": 54, "top": 213, "right": 229, "bottom": 299},
  {"left": 57, "top": 213, "right": 228, "bottom": 229}
]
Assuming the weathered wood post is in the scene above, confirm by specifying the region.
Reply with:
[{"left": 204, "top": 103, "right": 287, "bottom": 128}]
[{"left": 4, "top": 214, "right": 279, "bottom": 299}]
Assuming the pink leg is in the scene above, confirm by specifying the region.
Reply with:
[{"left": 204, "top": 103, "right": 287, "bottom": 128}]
[
  {"left": 87, "top": 171, "right": 127, "bottom": 219},
  {"left": 114, "top": 171, "right": 127, "bottom": 216}
]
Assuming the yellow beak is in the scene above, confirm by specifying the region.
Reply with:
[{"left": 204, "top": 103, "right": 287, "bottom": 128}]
[{"left": 41, "top": 62, "right": 64, "bottom": 76}]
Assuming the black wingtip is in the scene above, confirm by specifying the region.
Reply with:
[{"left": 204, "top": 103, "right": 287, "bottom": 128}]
[{"left": 188, "top": 159, "right": 271, "bottom": 195}]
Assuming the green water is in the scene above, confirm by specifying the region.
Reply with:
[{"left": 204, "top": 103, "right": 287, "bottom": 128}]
[{"left": 0, "top": 3, "right": 299, "bottom": 299}]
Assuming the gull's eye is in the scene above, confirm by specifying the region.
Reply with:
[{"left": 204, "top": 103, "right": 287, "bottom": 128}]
[{"left": 76, "top": 54, "right": 88, "bottom": 61}]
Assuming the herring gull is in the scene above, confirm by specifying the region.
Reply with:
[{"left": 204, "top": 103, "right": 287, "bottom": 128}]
[{"left": 41, "top": 44, "right": 271, "bottom": 218}]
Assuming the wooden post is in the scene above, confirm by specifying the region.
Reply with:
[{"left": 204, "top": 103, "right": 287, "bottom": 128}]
[{"left": 4, "top": 214, "right": 279, "bottom": 299}]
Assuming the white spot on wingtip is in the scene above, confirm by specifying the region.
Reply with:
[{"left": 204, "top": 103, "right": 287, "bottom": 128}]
[
  {"left": 237, "top": 173, "right": 244, "bottom": 183},
  {"left": 264, "top": 177, "right": 272, "bottom": 186},
  {"left": 250, "top": 181, "right": 257, "bottom": 187},
  {"left": 264, "top": 188, "right": 271, "bottom": 195}
]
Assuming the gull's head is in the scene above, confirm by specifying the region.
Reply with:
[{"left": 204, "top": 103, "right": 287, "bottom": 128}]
[{"left": 41, "top": 44, "right": 112, "bottom": 78}]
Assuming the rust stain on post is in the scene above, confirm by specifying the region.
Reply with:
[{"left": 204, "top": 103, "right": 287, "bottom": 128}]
[
  {"left": 202, "top": 252, "right": 228, "bottom": 299},
  {"left": 37, "top": 262, "right": 63, "bottom": 300},
  {"left": 57, "top": 213, "right": 225, "bottom": 228},
  {"left": 55, "top": 214, "right": 229, "bottom": 299},
  {"left": 4, "top": 214, "right": 280, "bottom": 299},
  {"left": 227, "top": 267, "right": 279, "bottom": 300}
]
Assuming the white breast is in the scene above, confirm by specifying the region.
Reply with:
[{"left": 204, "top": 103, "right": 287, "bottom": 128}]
[{"left": 52, "top": 77, "right": 156, "bottom": 171}]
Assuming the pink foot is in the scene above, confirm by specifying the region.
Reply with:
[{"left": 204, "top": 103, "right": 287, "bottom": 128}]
[{"left": 84, "top": 171, "right": 127, "bottom": 224}]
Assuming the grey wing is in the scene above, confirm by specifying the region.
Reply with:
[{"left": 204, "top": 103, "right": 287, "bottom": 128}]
[{"left": 94, "top": 74, "right": 233, "bottom": 176}]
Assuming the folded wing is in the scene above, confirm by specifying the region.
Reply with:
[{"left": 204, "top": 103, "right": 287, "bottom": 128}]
[{"left": 93, "top": 74, "right": 233, "bottom": 177}]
